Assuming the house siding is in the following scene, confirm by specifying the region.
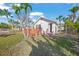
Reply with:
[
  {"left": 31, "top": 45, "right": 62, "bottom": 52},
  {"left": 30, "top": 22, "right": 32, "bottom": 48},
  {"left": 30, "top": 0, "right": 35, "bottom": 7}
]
[
  {"left": 52, "top": 24, "right": 58, "bottom": 34},
  {"left": 34, "top": 20, "right": 58, "bottom": 34}
]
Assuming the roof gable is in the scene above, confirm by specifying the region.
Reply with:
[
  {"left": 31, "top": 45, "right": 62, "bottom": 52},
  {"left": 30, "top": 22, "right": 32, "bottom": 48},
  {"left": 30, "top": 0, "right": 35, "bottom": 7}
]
[{"left": 34, "top": 17, "right": 58, "bottom": 25}]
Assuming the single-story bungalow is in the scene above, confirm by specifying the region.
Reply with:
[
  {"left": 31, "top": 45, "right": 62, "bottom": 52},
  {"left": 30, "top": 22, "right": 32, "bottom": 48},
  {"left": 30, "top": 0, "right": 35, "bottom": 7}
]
[{"left": 33, "top": 16, "right": 58, "bottom": 34}]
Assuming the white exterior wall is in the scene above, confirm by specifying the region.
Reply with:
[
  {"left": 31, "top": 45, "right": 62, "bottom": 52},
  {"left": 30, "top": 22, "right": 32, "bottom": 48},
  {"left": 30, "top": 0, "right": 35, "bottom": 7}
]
[
  {"left": 52, "top": 24, "right": 58, "bottom": 34},
  {"left": 34, "top": 20, "right": 58, "bottom": 34},
  {"left": 34, "top": 20, "right": 49, "bottom": 34}
]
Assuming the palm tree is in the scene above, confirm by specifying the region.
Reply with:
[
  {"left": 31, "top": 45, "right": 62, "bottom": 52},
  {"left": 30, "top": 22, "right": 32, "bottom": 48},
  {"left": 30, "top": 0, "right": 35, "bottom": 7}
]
[
  {"left": 12, "top": 3, "right": 32, "bottom": 28},
  {"left": 69, "top": 6, "right": 79, "bottom": 22},
  {"left": 12, "top": 4, "right": 21, "bottom": 19},
  {"left": 20, "top": 3, "right": 32, "bottom": 13},
  {"left": 56, "top": 15, "right": 64, "bottom": 32},
  {"left": 20, "top": 3, "right": 32, "bottom": 38},
  {"left": 64, "top": 16, "right": 79, "bottom": 35},
  {"left": 64, "top": 17, "right": 69, "bottom": 34},
  {"left": 2, "top": 9, "right": 11, "bottom": 23},
  {"left": 20, "top": 3, "right": 32, "bottom": 27},
  {"left": 75, "top": 17, "right": 79, "bottom": 35},
  {"left": 56, "top": 15, "right": 63, "bottom": 24},
  {"left": 12, "top": 3, "right": 32, "bottom": 38},
  {"left": 0, "top": 9, "right": 4, "bottom": 16},
  {"left": 12, "top": 4, "right": 22, "bottom": 30}
]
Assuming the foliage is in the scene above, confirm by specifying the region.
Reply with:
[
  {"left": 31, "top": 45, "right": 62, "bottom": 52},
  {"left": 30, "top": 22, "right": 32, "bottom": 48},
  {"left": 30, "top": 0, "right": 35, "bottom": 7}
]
[
  {"left": 65, "top": 19, "right": 77, "bottom": 29},
  {"left": 57, "top": 6, "right": 79, "bottom": 34},
  {"left": 69, "top": 6, "right": 79, "bottom": 21},
  {"left": 8, "top": 19, "right": 20, "bottom": 25},
  {"left": 12, "top": 3, "right": 32, "bottom": 28},
  {"left": 75, "top": 18, "right": 79, "bottom": 29},
  {"left": 0, "top": 9, "right": 4, "bottom": 16},
  {"left": 0, "top": 9, "right": 11, "bottom": 20},
  {"left": 3, "top": 9, "right": 11, "bottom": 18},
  {"left": 0, "top": 23, "right": 12, "bottom": 29},
  {"left": 20, "top": 3, "right": 32, "bottom": 13},
  {"left": 56, "top": 15, "right": 63, "bottom": 22},
  {"left": 69, "top": 6, "right": 79, "bottom": 13},
  {"left": 8, "top": 19, "right": 20, "bottom": 28},
  {"left": 12, "top": 4, "right": 21, "bottom": 16}
]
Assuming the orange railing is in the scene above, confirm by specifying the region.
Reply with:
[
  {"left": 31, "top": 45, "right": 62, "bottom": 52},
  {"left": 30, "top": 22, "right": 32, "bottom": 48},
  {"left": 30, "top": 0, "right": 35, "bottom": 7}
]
[{"left": 24, "top": 28, "right": 41, "bottom": 37}]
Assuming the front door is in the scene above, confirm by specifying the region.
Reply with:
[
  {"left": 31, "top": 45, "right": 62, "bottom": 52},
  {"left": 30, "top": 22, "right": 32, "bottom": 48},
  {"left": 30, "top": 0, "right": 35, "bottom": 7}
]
[{"left": 49, "top": 23, "right": 52, "bottom": 33}]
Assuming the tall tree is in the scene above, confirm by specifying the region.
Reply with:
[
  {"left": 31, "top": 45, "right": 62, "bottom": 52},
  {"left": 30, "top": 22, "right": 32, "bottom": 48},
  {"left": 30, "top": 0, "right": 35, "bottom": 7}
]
[
  {"left": 56, "top": 15, "right": 64, "bottom": 32},
  {"left": 12, "top": 3, "right": 32, "bottom": 38},
  {"left": 75, "top": 17, "right": 79, "bottom": 33},
  {"left": 3, "top": 9, "right": 11, "bottom": 20},
  {"left": 20, "top": 3, "right": 32, "bottom": 27},
  {"left": 64, "top": 17, "right": 70, "bottom": 34},
  {"left": 12, "top": 3, "right": 32, "bottom": 28},
  {"left": 0, "top": 9, "right": 4, "bottom": 16},
  {"left": 56, "top": 15, "right": 63, "bottom": 24},
  {"left": 69, "top": 6, "right": 79, "bottom": 22}
]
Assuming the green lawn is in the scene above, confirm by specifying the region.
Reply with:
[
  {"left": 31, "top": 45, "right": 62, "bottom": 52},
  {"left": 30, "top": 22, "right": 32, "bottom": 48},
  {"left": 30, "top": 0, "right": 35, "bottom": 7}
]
[
  {"left": 28, "top": 35, "right": 79, "bottom": 56},
  {"left": 0, "top": 32, "right": 24, "bottom": 55},
  {"left": 0, "top": 32, "right": 79, "bottom": 56},
  {"left": 45, "top": 35, "right": 79, "bottom": 56}
]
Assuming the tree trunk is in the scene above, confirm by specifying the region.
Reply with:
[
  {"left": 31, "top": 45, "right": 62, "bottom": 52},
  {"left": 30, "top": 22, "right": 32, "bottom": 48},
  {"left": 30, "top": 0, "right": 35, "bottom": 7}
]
[
  {"left": 72, "top": 13, "right": 76, "bottom": 22},
  {"left": 22, "top": 28, "right": 27, "bottom": 40},
  {"left": 65, "top": 24, "right": 67, "bottom": 35},
  {"left": 26, "top": 7, "right": 29, "bottom": 37},
  {"left": 60, "top": 21, "right": 62, "bottom": 33},
  {"left": 19, "top": 20, "right": 27, "bottom": 40}
]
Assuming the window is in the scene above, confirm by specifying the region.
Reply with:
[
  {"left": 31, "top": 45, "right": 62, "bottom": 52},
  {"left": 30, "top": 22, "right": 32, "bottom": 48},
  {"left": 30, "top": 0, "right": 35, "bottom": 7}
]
[{"left": 36, "top": 24, "right": 41, "bottom": 29}]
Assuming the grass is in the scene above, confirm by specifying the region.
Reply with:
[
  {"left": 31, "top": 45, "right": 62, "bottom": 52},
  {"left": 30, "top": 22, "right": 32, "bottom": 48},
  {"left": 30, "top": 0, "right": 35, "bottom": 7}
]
[
  {"left": 29, "top": 35, "right": 79, "bottom": 56},
  {"left": 0, "top": 31, "right": 79, "bottom": 56},
  {"left": 0, "top": 32, "right": 24, "bottom": 55},
  {"left": 0, "top": 32, "right": 24, "bottom": 49}
]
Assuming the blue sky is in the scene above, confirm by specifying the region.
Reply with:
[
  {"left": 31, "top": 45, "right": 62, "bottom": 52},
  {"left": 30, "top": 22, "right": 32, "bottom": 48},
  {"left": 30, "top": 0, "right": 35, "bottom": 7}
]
[
  {"left": 30, "top": 3, "right": 79, "bottom": 21},
  {"left": 0, "top": 3, "right": 79, "bottom": 23}
]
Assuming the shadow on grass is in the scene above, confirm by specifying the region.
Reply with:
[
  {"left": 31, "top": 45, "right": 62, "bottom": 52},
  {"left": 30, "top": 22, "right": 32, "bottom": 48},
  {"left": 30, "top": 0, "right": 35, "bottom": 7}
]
[
  {"left": 29, "top": 35, "right": 65, "bottom": 56},
  {"left": 25, "top": 34, "right": 79, "bottom": 56},
  {"left": 25, "top": 36, "right": 38, "bottom": 48},
  {"left": 30, "top": 41, "right": 65, "bottom": 56},
  {"left": 42, "top": 35, "right": 79, "bottom": 56}
]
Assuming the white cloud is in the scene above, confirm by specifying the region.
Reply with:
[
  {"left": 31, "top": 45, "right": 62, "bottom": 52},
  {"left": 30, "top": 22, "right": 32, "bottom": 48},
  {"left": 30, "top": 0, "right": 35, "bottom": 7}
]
[
  {"left": 0, "top": 5, "right": 10, "bottom": 10},
  {"left": 29, "top": 12, "right": 44, "bottom": 23},
  {"left": 30, "top": 12, "right": 44, "bottom": 16}
]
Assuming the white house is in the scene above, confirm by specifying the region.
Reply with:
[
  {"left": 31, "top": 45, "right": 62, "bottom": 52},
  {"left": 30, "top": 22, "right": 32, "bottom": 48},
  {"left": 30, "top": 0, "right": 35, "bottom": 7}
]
[
  {"left": 58, "top": 24, "right": 64, "bottom": 32},
  {"left": 33, "top": 17, "right": 58, "bottom": 34}
]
